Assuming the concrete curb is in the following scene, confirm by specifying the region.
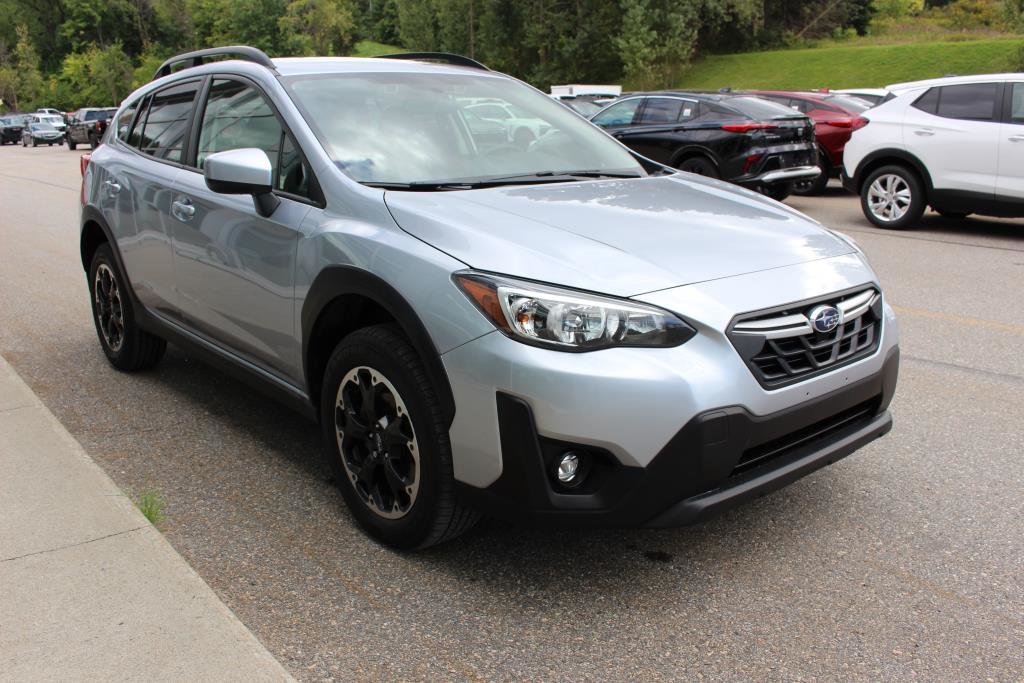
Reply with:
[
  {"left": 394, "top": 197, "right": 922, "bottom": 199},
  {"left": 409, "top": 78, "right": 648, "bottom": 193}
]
[{"left": 0, "top": 355, "right": 295, "bottom": 681}]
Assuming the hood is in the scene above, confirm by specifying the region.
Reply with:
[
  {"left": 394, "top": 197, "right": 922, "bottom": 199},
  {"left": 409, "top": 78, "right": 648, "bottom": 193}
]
[{"left": 384, "top": 174, "right": 854, "bottom": 297}]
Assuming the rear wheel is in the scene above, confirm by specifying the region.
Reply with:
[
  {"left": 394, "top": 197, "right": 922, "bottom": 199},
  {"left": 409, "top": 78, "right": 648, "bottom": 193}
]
[
  {"left": 320, "top": 325, "right": 478, "bottom": 550},
  {"left": 860, "top": 164, "right": 925, "bottom": 229},
  {"left": 88, "top": 133, "right": 99, "bottom": 150},
  {"left": 67, "top": 137, "right": 77, "bottom": 150},
  {"left": 760, "top": 183, "right": 792, "bottom": 202},
  {"left": 677, "top": 156, "right": 719, "bottom": 179},
  {"left": 88, "top": 243, "right": 166, "bottom": 371}
]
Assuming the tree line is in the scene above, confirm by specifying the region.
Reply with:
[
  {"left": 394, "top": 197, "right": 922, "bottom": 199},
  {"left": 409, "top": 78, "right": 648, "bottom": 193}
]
[{"left": 0, "top": 0, "right": 1008, "bottom": 112}]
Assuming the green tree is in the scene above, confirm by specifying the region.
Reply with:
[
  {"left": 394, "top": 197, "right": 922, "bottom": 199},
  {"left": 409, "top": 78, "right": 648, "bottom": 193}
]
[
  {"left": 53, "top": 43, "right": 133, "bottom": 109},
  {"left": 279, "top": 0, "right": 356, "bottom": 55},
  {"left": 616, "top": 0, "right": 699, "bottom": 88},
  {"left": 12, "top": 24, "right": 45, "bottom": 110},
  {"left": 395, "top": 0, "right": 438, "bottom": 50}
]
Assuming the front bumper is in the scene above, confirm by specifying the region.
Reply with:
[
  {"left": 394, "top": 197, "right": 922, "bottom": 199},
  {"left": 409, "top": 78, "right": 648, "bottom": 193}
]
[{"left": 456, "top": 347, "right": 898, "bottom": 527}]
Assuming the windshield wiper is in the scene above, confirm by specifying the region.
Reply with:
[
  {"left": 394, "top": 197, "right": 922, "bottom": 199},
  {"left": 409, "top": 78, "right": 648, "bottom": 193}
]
[{"left": 362, "top": 170, "right": 644, "bottom": 192}]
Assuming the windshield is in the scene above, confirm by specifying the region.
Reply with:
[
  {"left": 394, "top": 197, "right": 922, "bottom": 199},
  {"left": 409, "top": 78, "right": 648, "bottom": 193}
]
[
  {"left": 39, "top": 115, "right": 62, "bottom": 125},
  {"left": 284, "top": 72, "right": 644, "bottom": 186},
  {"left": 30, "top": 123, "right": 56, "bottom": 131}
]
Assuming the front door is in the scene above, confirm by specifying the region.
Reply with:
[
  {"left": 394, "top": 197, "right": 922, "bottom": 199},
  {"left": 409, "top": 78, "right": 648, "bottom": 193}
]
[
  {"left": 996, "top": 81, "right": 1024, "bottom": 201},
  {"left": 170, "top": 77, "right": 316, "bottom": 382},
  {"left": 903, "top": 82, "right": 1002, "bottom": 196}
]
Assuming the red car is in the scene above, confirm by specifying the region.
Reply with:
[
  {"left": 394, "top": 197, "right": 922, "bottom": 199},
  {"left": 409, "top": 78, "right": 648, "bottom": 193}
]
[{"left": 747, "top": 90, "right": 869, "bottom": 195}]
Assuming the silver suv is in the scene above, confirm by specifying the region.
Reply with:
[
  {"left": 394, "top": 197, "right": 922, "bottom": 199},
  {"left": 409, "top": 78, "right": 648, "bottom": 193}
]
[{"left": 80, "top": 47, "right": 900, "bottom": 549}]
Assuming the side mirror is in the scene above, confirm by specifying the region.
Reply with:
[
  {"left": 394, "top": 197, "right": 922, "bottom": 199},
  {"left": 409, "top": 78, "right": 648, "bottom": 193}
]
[{"left": 204, "top": 148, "right": 280, "bottom": 217}]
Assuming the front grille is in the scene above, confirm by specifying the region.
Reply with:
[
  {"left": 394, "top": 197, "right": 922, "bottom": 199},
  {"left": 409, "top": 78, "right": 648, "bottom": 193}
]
[
  {"left": 728, "top": 288, "right": 882, "bottom": 389},
  {"left": 730, "top": 397, "right": 879, "bottom": 477}
]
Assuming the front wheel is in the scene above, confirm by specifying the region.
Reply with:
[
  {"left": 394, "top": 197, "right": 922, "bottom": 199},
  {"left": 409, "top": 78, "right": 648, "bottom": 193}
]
[
  {"left": 320, "top": 325, "right": 478, "bottom": 550},
  {"left": 860, "top": 165, "right": 925, "bottom": 229},
  {"left": 88, "top": 244, "right": 166, "bottom": 371}
]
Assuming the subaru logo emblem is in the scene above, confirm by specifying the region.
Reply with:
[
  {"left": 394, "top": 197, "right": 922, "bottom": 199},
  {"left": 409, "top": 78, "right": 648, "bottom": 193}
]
[{"left": 809, "top": 305, "right": 841, "bottom": 333}]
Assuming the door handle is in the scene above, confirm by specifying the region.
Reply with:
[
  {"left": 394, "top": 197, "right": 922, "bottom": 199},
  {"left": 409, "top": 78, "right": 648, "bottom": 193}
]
[
  {"left": 612, "top": 131, "right": 625, "bottom": 138},
  {"left": 1009, "top": 135, "right": 1024, "bottom": 142},
  {"left": 171, "top": 198, "right": 195, "bottom": 221},
  {"left": 913, "top": 129, "right": 934, "bottom": 136},
  {"left": 103, "top": 179, "right": 121, "bottom": 195}
]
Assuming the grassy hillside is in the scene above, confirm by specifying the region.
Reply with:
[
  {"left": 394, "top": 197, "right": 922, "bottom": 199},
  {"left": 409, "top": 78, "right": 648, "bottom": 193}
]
[
  {"left": 677, "top": 37, "right": 1023, "bottom": 90},
  {"left": 349, "top": 40, "right": 403, "bottom": 57}
]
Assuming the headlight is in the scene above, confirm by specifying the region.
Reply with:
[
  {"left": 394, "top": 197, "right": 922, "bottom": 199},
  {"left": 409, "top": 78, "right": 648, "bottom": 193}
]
[{"left": 454, "top": 272, "right": 695, "bottom": 351}]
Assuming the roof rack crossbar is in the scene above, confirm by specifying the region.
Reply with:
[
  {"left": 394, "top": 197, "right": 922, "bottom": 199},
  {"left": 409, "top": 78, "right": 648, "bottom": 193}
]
[
  {"left": 153, "top": 46, "right": 276, "bottom": 80},
  {"left": 377, "top": 52, "right": 489, "bottom": 71}
]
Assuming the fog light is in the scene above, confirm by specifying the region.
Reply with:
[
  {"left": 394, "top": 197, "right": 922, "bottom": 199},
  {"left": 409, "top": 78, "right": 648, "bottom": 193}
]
[{"left": 557, "top": 452, "right": 581, "bottom": 484}]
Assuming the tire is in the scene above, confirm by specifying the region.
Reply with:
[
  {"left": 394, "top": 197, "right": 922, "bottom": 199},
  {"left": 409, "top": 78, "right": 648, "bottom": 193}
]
[
  {"left": 791, "top": 157, "right": 830, "bottom": 196},
  {"left": 860, "top": 164, "right": 925, "bottom": 229},
  {"left": 760, "top": 183, "right": 792, "bottom": 202},
  {"left": 88, "top": 243, "right": 166, "bottom": 371},
  {"left": 319, "top": 325, "right": 478, "bottom": 550},
  {"left": 67, "top": 138, "right": 77, "bottom": 151},
  {"left": 31, "top": 139, "right": 37, "bottom": 147},
  {"left": 88, "top": 134, "right": 99, "bottom": 150},
  {"left": 677, "top": 155, "right": 719, "bottom": 179},
  {"left": 936, "top": 209, "right": 970, "bottom": 219}
]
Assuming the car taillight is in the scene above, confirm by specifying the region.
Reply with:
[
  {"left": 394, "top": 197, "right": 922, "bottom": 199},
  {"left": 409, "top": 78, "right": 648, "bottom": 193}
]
[
  {"left": 720, "top": 122, "right": 778, "bottom": 133},
  {"left": 743, "top": 154, "right": 763, "bottom": 174},
  {"left": 80, "top": 153, "right": 91, "bottom": 206},
  {"left": 851, "top": 116, "right": 869, "bottom": 130},
  {"left": 94, "top": 121, "right": 102, "bottom": 131},
  {"left": 824, "top": 118, "right": 855, "bottom": 128}
]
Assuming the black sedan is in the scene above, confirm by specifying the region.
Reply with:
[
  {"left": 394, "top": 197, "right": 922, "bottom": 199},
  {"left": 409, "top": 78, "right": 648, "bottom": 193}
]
[
  {"left": 21, "top": 122, "right": 64, "bottom": 147},
  {"left": 591, "top": 91, "right": 819, "bottom": 200},
  {"left": 0, "top": 116, "right": 27, "bottom": 145}
]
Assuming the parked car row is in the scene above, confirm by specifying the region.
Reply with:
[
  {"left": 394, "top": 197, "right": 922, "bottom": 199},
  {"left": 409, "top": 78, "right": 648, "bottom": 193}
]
[{"left": 0, "top": 106, "right": 117, "bottom": 149}]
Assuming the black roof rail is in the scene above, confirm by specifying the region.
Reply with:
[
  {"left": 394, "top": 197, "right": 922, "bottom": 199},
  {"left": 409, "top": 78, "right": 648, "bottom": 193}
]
[
  {"left": 376, "top": 52, "right": 489, "bottom": 71},
  {"left": 153, "top": 45, "right": 276, "bottom": 80}
]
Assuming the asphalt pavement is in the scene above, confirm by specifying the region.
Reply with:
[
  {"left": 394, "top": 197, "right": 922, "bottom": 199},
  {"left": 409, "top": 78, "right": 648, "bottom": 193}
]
[{"left": 0, "top": 144, "right": 1021, "bottom": 681}]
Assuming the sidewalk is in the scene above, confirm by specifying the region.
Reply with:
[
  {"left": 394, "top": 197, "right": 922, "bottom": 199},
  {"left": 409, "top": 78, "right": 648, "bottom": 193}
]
[{"left": 0, "top": 355, "right": 294, "bottom": 681}]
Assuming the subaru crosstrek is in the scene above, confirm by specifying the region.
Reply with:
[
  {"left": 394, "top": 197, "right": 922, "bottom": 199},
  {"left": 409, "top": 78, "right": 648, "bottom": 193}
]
[{"left": 80, "top": 47, "right": 899, "bottom": 549}]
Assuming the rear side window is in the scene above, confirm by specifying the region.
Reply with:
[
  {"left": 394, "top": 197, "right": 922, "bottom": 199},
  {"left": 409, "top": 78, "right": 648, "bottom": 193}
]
[
  {"left": 639, "top": 97, "right": 683, "bottom": 124},
  {"left": 915, "top": 83, "right": 999, "bottom": 121},
  {"left": 116, "top": 100, "right": 140, "bottom": 142},
  {"left": 592, "top": 99, "right": 641, "bottom": 127},
  {"left": 912, "top": 87, "right": 939, "bottom": 114},
  {"left": 196, "top": 78, "right": 311, "bottom": 198},
  {"left": 136, "top": 80, "right": 200, "bottom": 162},
  {"left": 937, "top": 83, "right": 998, "bottom": 121}
]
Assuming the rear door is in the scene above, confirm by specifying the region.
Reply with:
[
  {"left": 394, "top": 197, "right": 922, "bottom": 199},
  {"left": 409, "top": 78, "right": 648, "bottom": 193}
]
[
  {"left": 106, "top": 80, "right": 200, "bottom": 319},
  {"left": 626, "top": 96, "right": 699, "bottom": 164},
  {"left": 996, "top": 81, "right": 1024, "bottom": 200},
  {"left": 170, "top": 76, "right": 316, "bottom": 381},
  {"left": 902, "top": 82, "right": 1002, "bottom": 195}
]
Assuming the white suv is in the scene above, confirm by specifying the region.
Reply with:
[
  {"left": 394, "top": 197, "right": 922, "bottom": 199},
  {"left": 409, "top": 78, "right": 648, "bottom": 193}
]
[{"left": 843, "top": 73, "right": 1024, "bottom": 229}]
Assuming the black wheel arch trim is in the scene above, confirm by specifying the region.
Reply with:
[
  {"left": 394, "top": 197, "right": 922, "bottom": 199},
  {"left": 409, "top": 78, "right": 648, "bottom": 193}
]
[
  {"left": 301, "top": 265, "right": 456, "bottom": 426},
  {"left": 853, "top": 148, "right": 933, "bottom": 195},
  {"left": 670, "top": 145, "right": 720, "bottom": 169}
]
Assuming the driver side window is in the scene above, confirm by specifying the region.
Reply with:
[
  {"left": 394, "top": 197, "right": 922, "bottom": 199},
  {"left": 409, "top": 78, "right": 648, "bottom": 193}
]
[
  {"left": 196, "top": 78, "right": 311, "bottom": 198},
  {"left": 592, "top": 99, "right": 641, "bottom": 127}
]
